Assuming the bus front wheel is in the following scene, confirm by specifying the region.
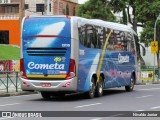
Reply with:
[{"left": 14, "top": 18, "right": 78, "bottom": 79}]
[
  {"left": 125, "top": 75, "right": 135, "bottom": 92},
  {"left": 95, "top": 76, "right": 104, "bottom": 97}
]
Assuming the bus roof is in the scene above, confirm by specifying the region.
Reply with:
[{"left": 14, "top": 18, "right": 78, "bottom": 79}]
[
  {"left": 90, "top": 19, "right": 137, "bottom": 35},
  {"left": 71, "top": 16, "right": 137, "bottom": 35},
  {"left": 24, "top": 15, "right": 137, "bottom": 35}
]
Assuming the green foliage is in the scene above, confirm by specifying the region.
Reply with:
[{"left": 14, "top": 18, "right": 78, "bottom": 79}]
[
  {"left": 0, "top": 44, "right": 20, "bottom": 60},
  {"left": 136, "top": 0, "right": 160, "bottom": 43},
  {"left": 77, "top": 0, "right": 115, "bottom": 21},
  {"left": 109, "top": 0, "right": 160, "bottom": 43},
  {"left": 109, "top": 0, "right": 126, "bottom": 13},
  {"left": 109, "top": 0, "right": 138, "bottom": 32}
]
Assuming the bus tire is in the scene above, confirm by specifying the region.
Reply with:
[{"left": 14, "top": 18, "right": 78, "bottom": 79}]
[
  {"left": 95, "top": 76, "right": 104, "bottom": 97},
  {"left": 85, "top": 77, "right": 96, "bottom": 99},
  {"left": 125, "top": 75, "right": 135, "bottom": 92},
  {"left": 41, "top": 92, "right": 51, "bottom": 99}
]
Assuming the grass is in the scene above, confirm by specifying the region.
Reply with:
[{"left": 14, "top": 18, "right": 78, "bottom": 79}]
[{"left": 0, "top": 44, "right": 20, "bottom": 60}]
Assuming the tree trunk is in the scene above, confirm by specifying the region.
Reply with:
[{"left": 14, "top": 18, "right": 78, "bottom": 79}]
[{"left": 132, "top": 6, "right": 137, "bottom": 32}]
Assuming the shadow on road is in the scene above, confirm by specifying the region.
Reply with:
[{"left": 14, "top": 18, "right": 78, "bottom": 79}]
[{"left": 30, "top": 88, "right": 129, "bottom": 102}]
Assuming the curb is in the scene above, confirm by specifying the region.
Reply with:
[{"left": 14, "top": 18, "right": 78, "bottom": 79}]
[{"left": 0, "top": 91, "right": 38, "bottom": 97}]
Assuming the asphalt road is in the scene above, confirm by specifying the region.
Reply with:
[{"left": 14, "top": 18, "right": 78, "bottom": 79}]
[{"left": 0, "top": 84, "right": 160, "bottom": 120}]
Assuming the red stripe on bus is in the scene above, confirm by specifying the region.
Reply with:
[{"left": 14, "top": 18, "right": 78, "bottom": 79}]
[{"left": 30, "top": 35, "right": 63, "bottom": 38}]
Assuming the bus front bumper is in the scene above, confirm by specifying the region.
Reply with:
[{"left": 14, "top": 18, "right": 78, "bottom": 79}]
[{"left": 20, "top": 77, "right": 77, "bottom": 92}]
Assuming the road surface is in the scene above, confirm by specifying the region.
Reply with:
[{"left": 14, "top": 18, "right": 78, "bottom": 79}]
[{"left": 0, "top": 84, "right": 160, "bottom": 120}]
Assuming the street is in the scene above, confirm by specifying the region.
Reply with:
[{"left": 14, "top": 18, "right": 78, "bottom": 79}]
[{"left": 0, "top": 84, "right": 160, "bottom": 120}]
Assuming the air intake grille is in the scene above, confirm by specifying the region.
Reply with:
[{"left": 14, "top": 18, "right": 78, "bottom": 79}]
[{"left": 26, "top": 48, "right": 67, "bottom": 56}]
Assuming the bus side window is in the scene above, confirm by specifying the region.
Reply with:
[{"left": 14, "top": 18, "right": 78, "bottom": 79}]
[
  {"left": 96, "top": 27, "right": 103, "bottom": 49},
  {"left": 126, "top": 32, "right": 130, "bottom": 51},
  {"left": 97, "top": 34, "right": 102, "bottom": 49},
  {"left": 83, "top": 25, "right": 88, "bottom": 47},
  {"left": 91, "top": 26, "right": 97, "bottom": 48},
  {"left": 78, "top": 26, "right": 86, "bottom": 47},
  {"left": 86, "top": 25, "right": 94, "bottom": 48},
  {"left": 113, "top": 30, "right": 127, "bottom": 51},
  {"left": 123, "top": 32, "right": 128, "bottom": 51},
  {"left": 127, "top": 32, "right": 135, "bottom": 54},
  {"left": 107, "top": 30, "right": 116, "bottom": 50},
  {"left": 87, "top": 34, "right": 91, "bottom": 48}
]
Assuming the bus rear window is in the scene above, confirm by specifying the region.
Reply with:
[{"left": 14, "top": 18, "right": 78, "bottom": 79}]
[
  {"left": 22, "top": 17, "right": 71, "bottom": 48},
  {"left": 23, "top": 17, "right": 71, "bottom": 39}
]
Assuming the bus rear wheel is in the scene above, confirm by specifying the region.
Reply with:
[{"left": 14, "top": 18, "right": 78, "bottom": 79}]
[
  {"left": 41, "top": 92, "right": 51, "bottom": 99},
  {"left": 95, "top": 76, "right": 104, "bottom": 97},
  {"left": 125, "top": 75, "right": 135, "bottom": 92},
  {"left": 85, "top": 77, "right": 96, "bottom": 99}
]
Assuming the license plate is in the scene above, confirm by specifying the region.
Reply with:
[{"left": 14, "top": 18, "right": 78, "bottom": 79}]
[{"left": 40, "top": 83, "right": 51, "bottom": 87}]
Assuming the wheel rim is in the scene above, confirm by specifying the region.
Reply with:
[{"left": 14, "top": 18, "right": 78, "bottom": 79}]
[
  {"left": 90, "top": 79, "right": 95, "bottom": 96},
  {"left": 130, "top": 77, "right": 134, "bottom": 89},
  {"left": 99, "top": 83, "right": 103, "bottom": 94}
]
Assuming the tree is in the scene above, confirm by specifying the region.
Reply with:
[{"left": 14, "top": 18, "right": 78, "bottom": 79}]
[
  {"left": 136, "top": 0, "right": 160, "bottom": 68},
  {"left": 78, "top": 0, "right": 115, "bottom": 21},
  {"left": 136, "top": 0, "right": 160, "bottom": 42},
  {"left": 109, "top": 0, "right": 142, "bottom": 33}
]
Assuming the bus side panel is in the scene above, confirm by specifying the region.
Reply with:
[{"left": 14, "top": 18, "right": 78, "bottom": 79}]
[
  {"left": 77, "top": 44, "right": 100, "bottom": 92},
  {"left": 70, "top": 17, "right": 79, "bottom": 91},
  {"left": 103, "top": 51, "right": 135, "bottom": 88}
]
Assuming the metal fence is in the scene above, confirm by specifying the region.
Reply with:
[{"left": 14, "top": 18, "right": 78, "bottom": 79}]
[{"left": 0, "top": 71, "right": 21, "bottom": 93}]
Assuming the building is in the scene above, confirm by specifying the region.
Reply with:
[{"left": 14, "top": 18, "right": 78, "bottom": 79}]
[
  {"left": 25, "top": 0, "right": 54, "bottom": 16},
  {"left": 25, "top": 0, "right": 78, "bottom": 16},
  {"left": 0, "top": 0, "right": 25, "bottom": 46},
  {"left": 0, "top": 0, "right": 78, "bottom": 47},
  {"left": 53, "top": 0, "right": 78, "bottom": 15}
]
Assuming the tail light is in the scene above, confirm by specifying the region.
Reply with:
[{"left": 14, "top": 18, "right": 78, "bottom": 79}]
[
  {"left": 25, "top": 16, "right": 30, "bottom": 19},
  {"left": 65, "top": 59, "right": 76, "bottom": 80},
  {"left": 20, "top": 58, "right": 27, "bottom": 79}
]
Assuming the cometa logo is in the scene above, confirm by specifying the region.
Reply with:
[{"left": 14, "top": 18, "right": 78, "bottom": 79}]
[
  {"left": 118, "top": 53, "right": 129, "bottom": 63},
  {"left": 28, "top": 62, "right": 64, "bottom": 70}
]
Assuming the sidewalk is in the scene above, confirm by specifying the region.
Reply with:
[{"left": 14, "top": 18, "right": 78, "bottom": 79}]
[
  {"left": 0, "top": 88, "right": 37, "bottom": 97},
  {"left": 0, "top": 76, "right": 38, "bottom": 97}
]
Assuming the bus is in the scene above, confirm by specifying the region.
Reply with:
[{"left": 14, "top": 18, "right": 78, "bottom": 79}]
[{"left": 20, "top": 16, "right": 144, "bottom": 99}]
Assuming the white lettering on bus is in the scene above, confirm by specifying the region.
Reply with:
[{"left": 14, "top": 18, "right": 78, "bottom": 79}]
[
  {"left": 28, "top": 62, "right": 64, "bottom": 70},
  {"left": 118, "top": 53, "right": 129, "bottom": 63}
]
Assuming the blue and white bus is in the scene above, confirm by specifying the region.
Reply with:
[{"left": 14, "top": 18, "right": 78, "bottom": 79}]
[{"left": 20, "top": 16, "right": 143, "bottom": 99}]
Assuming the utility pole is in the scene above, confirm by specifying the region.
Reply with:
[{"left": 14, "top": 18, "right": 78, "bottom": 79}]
[
  {"left": 44, "top": 0, "right": 50, "bottom": 15},
  {"left": 19, "top": 0, "right": 23, "bottom": 22}
]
